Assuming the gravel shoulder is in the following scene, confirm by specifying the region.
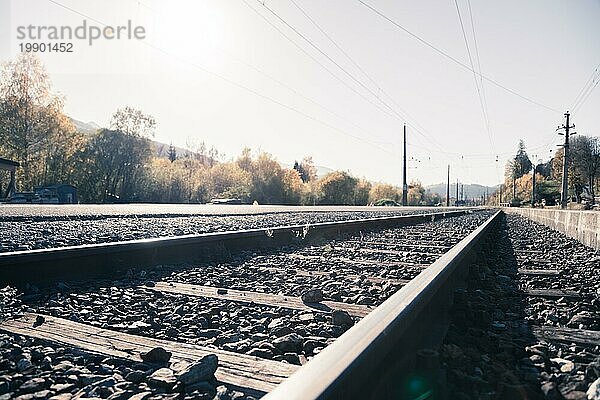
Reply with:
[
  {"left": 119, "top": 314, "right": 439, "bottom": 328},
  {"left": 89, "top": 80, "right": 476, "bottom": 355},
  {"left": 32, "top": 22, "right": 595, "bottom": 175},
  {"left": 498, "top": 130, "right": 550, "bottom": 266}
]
[{"left": 442, "top": 213, "right": 600, "bottom": 400}]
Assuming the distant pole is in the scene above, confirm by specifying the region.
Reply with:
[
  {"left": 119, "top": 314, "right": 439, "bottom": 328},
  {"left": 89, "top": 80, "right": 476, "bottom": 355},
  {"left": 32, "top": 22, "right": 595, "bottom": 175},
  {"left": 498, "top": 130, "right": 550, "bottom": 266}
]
[
  {"left": 531, "top": 163, "right": 536, "bottom": 207},
  {"left": 446, "top": 165, "right": 450, "bottom": 206},
  {"left": 402, "top": 124, "right": 408, "bottom": 206},
  {"left": 559, "top": 111, "right": 575, "bottom": 209},
  {"left": 455, "top": 179, "right": 459, "bottom": 205}
]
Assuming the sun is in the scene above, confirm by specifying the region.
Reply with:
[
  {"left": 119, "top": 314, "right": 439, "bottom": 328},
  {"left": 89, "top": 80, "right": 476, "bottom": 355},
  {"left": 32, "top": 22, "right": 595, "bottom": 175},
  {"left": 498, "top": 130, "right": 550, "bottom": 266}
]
[{"left": 148, "top": 0, "right": 226, "bottom": 59}]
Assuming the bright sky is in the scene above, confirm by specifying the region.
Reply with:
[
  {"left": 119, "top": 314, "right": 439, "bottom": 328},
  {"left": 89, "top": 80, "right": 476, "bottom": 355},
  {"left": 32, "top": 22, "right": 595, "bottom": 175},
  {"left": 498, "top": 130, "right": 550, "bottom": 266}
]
[{"left": 1, "top": 0, "right": 599, "bottom": 187}]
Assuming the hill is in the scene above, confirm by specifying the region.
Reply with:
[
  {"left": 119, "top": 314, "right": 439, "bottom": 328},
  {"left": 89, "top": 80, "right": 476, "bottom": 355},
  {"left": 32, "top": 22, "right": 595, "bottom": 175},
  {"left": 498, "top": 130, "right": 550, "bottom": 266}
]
[
  {"left": 70, "top": 117, "right": 209, "bottom": 163},
  {"left": 70, "top": 118, "right": 100, "bottom": 133},
  {"left": 425, "top": 182, "right": 499, "bottom": 198}
]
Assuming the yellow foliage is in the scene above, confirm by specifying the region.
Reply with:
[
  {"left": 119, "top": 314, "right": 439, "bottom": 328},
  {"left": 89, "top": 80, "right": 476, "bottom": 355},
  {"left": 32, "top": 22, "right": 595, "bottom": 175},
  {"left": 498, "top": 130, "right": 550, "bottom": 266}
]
[{"left": 369, "top": 183, "right": 399, "bottom": 203}]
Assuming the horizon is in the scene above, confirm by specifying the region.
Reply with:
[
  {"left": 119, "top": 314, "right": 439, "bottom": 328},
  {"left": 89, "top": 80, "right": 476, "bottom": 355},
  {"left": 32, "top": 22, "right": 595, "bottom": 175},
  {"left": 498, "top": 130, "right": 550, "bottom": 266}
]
[{"left": 73, "top": 115, "right": 500, "bottom": 189}]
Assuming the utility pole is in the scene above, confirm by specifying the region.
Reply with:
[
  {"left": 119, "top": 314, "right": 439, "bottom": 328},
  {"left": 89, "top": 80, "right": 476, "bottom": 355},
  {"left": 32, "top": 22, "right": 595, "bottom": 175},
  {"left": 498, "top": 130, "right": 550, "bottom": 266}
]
[
  {"left": 402, "top": 124, "right": 408, "bottom": 206},
  {"left": 446, "top": 165, "right": 450, "bottom": 207},
  {"left": 558, "top": 112, "right": 575, "bottom": 209},
  {"left": 531, "top": 163, "right": 536, "bottom": 207},
  {"left": 455, "top": 179, "right": 459, "bottom": 205}
]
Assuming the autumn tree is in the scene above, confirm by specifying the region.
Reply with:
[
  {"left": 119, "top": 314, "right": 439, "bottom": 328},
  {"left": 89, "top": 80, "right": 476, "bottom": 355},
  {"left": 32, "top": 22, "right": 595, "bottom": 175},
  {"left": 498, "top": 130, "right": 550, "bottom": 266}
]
[
  {"left": 111, "top": 106, "right": 155, "bottom": 138},
  {"left": 79, "top": 107, "right": 155, "bottom": 202},
  {"left": 571, "top": 135, "right": 600, "bottom": 197},
  {"left": 236, "top": 147, "right": 253, "bottom": 172},
  {"left": 208, "top": 162, "right": 252, "bottom": 201},
  {"left": 369, "top": 183, "right": 399, "bottom": 203},
  {"left": 293, "top": 156, "right": 317, "bottom": 183},
  {"left": 407, "top": 180, "right": 425, "bottom": 205},
  {"left": 318, "top": 171, "right": 357, "bottom": 205},
  {"left": 282, "top": 168, "right": 304, "bottom": 204},
  {"left": 550, "top": 136, "right": 600, "bottom": 203},
  {"left": 354, "top": 179, "right": 371, "bottom": 205},
  {"left": 424, "top": 191, "right": 442, "bottom": 206},
  {"left": 249, "top": 152, "right": 286, "bottom": 204},
  {"left": 0, "top": 53, "right": 78, "bottom": 189},
  {"left": 506, "top": 140, "right": 532, "bottom": 200}
]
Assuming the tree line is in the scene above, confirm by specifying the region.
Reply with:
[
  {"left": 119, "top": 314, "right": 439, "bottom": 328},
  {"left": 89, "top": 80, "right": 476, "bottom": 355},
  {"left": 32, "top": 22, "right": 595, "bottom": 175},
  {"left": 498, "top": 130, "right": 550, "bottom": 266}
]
[
  {"left": 491, "top": 135, "right": 600, "bottom": 206},
  {"left": 0, "top": 54, "right": 443, "bottom": 206}
]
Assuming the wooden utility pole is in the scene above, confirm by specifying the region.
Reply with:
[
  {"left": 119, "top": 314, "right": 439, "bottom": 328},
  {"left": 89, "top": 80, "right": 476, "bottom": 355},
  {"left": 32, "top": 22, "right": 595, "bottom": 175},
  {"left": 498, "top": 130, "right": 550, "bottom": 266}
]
[
  {"left": 446, "top": 165, "right": 450, "bottom": 206},
  {"left": 531, "top": 164, "right": 536, "bottom": 207},
  {"left": 558, "top": 112, "right": 575, "bottom": 209},
  {"left": 455, "top": 179, "right": 459, "bottom": 205},
  {"left": 402, "top": 124, "right": 408, "bottom": 206}
]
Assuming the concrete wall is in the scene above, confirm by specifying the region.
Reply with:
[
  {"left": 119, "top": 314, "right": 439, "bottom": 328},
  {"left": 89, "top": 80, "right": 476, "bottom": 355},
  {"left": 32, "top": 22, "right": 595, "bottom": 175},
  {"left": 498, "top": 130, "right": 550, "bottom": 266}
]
[{"left": 504, "top": 208, "right": 600, "bottom": 250}]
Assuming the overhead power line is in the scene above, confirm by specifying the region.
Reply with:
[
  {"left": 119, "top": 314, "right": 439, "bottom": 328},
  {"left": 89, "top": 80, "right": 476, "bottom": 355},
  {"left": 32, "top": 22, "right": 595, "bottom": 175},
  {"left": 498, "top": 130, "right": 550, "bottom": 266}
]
[
  {"left": 453, "top": 0, "right": 493, "bottom": 154},
  {"left": 129, "top": 0, "right": 393, "bottom": 153},
  {"left": 571, "top": 63, "right": 600, "bottom": 113},
  {"left": 241, "top": 0, "right": 415, "bottom": 132},
  {"left": 257, "top": 0, "right": 382, "bottom": 105},
  {"left": 466, "top": 0, "right": 492, "bottom": 140},
  {"left": 289, "top": 0, "right": 382, "bottom": 95},
  {"left": 255, "top": 0, "right": 453, "bottom": 157},
  {"left": 288, "top": 0, "right": 452, "bottom": 158},
  {"left": 465, "top": 0, "right": 500, "bottom": 182},
  {"left": 357, "top": 0, "right": 561, "bottom": 113},
  {"left": 46, "top": 0, "right": 396, "bottom": 156}
]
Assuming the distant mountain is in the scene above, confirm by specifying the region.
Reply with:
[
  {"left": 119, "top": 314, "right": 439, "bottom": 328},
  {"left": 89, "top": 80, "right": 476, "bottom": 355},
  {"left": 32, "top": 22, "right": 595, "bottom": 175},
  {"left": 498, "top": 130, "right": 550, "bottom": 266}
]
[
  {"left": 70, "top": 118, "right": 101, "bottom": 133},
  {"left": 152, "top": 142, "right": 216, "bottom": 164},
  {"left": 70, "top": 117, "right": 207, "bottom": 162},
  {"left": 314, "top": 165, "right": 334, "bottom": 177},
  {"left": 425, "top": 183, "right": 500, "bottom": 198}
]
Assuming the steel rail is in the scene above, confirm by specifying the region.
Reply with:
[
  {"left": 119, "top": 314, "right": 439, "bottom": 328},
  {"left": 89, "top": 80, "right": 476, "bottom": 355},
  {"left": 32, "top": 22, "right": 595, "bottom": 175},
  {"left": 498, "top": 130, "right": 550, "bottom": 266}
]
[
  {"left": 0, "top": 209, "right": 478, "bottom": 286},
  {"left": 264, "top": 210, "right": 502, "bottom": 400}
]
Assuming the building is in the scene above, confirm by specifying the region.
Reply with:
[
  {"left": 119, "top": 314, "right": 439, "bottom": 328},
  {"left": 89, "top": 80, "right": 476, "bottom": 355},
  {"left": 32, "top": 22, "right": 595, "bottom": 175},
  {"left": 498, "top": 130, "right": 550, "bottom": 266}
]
[
  {"left": 0, "top": 157, "right": 19, "bottom": 199},
  {"left": 34, "top": 184, "right": 78, "bottom": 204}
]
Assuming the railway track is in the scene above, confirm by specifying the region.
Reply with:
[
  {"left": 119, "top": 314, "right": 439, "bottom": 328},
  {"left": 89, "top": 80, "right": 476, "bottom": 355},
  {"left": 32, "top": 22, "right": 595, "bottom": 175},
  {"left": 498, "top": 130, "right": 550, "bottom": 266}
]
[{"left": 0, "top": 209, "right": 597, "bottom": 399}]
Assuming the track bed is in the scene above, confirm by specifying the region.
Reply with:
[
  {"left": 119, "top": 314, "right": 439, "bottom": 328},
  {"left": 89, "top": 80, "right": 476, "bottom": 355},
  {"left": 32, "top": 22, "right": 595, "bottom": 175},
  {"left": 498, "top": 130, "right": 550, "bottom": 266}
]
[{"left": 0, "top": 211, "right": 491, "bottom": 399}]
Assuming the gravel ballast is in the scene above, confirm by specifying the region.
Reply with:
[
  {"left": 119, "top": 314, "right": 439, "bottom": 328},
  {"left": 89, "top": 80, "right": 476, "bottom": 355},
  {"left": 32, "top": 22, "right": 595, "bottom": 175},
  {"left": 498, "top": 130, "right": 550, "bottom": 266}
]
[
  {"left": 0, "top": 208, "right": 461, "bottom": 253},
  {"left": 0, "top": 211, "right": 493, "bottom": 399},
  {"left": 442, "top": 213, "right": 600, "bottom": 400}
]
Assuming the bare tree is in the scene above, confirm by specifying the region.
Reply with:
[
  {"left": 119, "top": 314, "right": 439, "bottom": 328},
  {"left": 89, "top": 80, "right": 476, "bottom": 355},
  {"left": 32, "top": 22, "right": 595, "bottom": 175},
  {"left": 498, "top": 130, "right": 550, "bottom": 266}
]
[
  {"left": 110, "top": 106, "right": 155, "bottom": 138},
  {"left": 571, "top": 135, "right": 600, "bottom": 197}
]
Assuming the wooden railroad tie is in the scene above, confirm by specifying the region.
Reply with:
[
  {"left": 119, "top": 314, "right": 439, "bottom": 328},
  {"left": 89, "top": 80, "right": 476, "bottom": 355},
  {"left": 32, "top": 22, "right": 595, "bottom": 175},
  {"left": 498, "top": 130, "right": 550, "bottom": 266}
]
[
  {"left": 334, "top": 247, "right": 443, "bottom": 258},
  {"left": 0, "top": 313, "right": 298, "bottom": 394},
  {"left": 285, "top": 253, "right": 430, "bottom": 269},
  {"left": 516, "top": 256, "right": 552, "bottom": 264},
  {"left": 345, "top": 240, "right": 452, "bottom": 250},
  {"left": 253, "top": 264, "right": 410, "bottom": 286},
  {"left": 148, "top": 282, "right": 372, "bottom": 317},
  {"left": 532, "top": 325, "right": 600, "bottom": 347},
  {"left": 514, "top": 249, "right": 544, "bottom": 254},
  {"left": 518, "top": 269, "right": 560, "bottom": 276},
  {"left": 524, "top": 289, "right": 581, "bottom": 299}
]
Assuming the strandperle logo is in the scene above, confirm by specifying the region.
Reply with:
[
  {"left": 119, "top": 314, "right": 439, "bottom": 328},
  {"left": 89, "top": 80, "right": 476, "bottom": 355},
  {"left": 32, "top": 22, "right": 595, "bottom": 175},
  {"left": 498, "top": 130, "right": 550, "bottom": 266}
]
[{"left": 16, "top": 20, "right": 146, "bottom": 45}]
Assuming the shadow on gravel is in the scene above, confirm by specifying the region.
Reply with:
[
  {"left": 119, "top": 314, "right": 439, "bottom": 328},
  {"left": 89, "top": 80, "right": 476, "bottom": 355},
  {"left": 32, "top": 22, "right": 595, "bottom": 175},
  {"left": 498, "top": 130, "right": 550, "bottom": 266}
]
[{"left": 440, "top": 213, "right": 543, "bottom": 400}]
